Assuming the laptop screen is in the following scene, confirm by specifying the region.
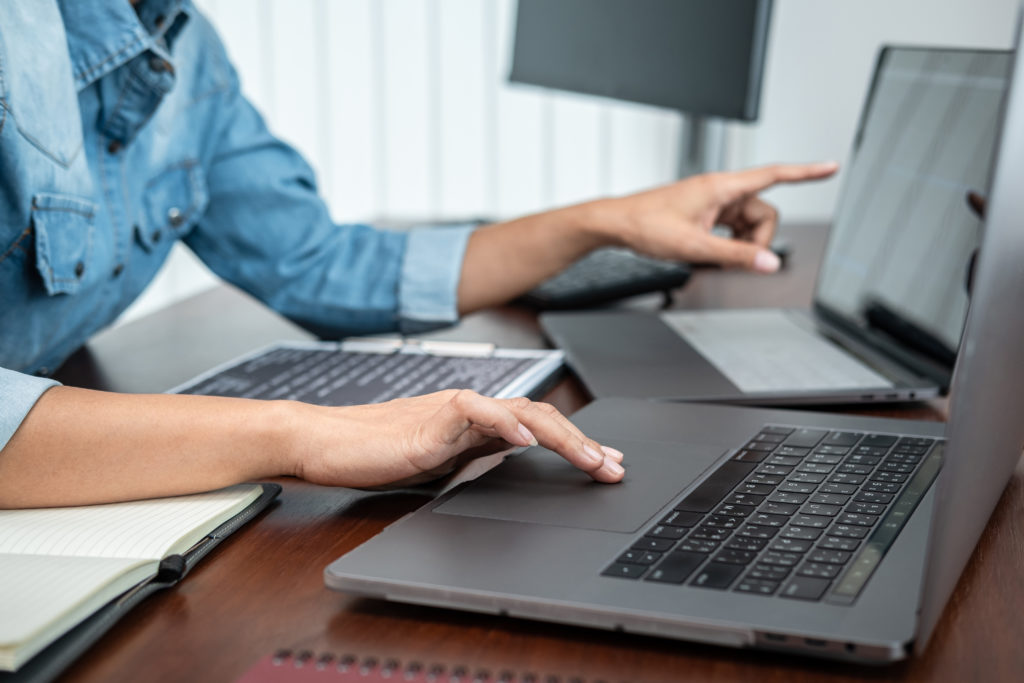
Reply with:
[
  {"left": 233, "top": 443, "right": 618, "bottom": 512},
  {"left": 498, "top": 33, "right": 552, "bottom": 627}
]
[{"left": 814, "top": 48, "right": 1011, "bottom": 369}]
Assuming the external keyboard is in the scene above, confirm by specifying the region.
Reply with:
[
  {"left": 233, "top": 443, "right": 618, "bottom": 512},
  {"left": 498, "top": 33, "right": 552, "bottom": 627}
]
[{"left": 602, "top": 425, "right": 942, "bottom": 604}]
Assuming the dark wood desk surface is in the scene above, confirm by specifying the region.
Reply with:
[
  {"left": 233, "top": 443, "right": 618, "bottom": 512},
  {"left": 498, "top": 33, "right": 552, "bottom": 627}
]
[{"left": 53, "top": 224, "right": 1023, "bottom": 682}]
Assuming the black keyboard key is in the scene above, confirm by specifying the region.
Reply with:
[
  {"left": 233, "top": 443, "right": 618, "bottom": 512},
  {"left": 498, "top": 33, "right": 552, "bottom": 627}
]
[
  {"left": 808, "top": 549, "right": 851, "bottom": 565},
  {"left": 645, "top": 525, "right": 687, "bottom": 540},
  {"left": 860, "top": 434, "right": 898, "bottom": 448},
  {"left": 809, "top": 493, "right": 850, "bottom": 506},
  {"left": 806, "top": 453, "right": 843, "bottom": 465},
  {"left": 769, "top": 491, "right": 809, "bottom": 505},
  {"left": 788, "top": 472, "right": 826, "bottom": 484},
  {"left": 797, "top": 562, "right": 842, "bottom": 579},
  {"left": 797, "top": 463, "right": 835, "bottom": 474},
  {"left": 733, "top": 449, "right": 769, "bottom": 463},
  {"left": 837, "top": 463, "right": 873, "bottom": 476},
  {"left": 818, "top": 482, "right": 858, "bottom": 495},
  {"left": 632, "top": 538, "right": 675, "bottom": 552},
  {"left": 734, "top": 578, "right": 780, "bottom": 595},
  {"left": 780, "top": 576, "right": 831, "bottom": 601},
  {"left": 897, "top": 437, "right": 934, "bottom": 448},
  {"left": 736, "top": 524, "right": 778, "bottom": 540},
  {"left": 754, "top": 432, "right": 787, "bottom": 443},
  {"left": 724, "top": 493, "right": 766, "bottom": 507},
  {"left": 645, "top": 550, "right": 707, "bottom": 584},
  {"left": 659, "top": 509, "right": 703, "bottom": 527},
  {"left": 703, "top": 514, "right": 741, "bottom": 529},
  {"left": 837, "top": 513, "right": 878, "bottom": 527},
  {"left": 871, "top": 471, "right": 909, "bottom": 484},
  {"left": 829, "top": 473, "right": 865, "bottom": 486},
  {"left": 776, "top": 446, "right": 811, "bottom": 457},
  {"left": 737, "top": 482, "right": 774, "bottom": 496},
  {"left": 760, "top": 551, "right": 802, "bottom": 567},
  {"left": 767, "top": 455, "right": 802, "bottom": 467},
  {"left": 893, "top": 445, "right": 929, "bottom": 456},
  {"left": 602, "top": 562, "right": 648, "bottom": 579},
  {"left": 762, "top": 425, "right": 795, "bottom": 435},
  {"left": 828, "top": 524, "right": 870, "bottom": 539},
  {"left": 821, "top": 431, "right": 861, "bottom": 447},
  {"left": 864, "top": 481, "right": 902, "bottom": 494},
  {"left": 782, "top": 429, "right": 827, "bottom": 448},
  {"left": 678, "top": 538, "right": 720, "bottom": 553},
  {"left": 725, "top": 536, "right": 769, "bottom": 552},
  {"left": 617, "top": 549, "right": 663, "bottom": 565},
  {"left": 847, "top": 501, "right": 886, "bottom": 516},
  {"left": 854, "top": 445, "right": 888, "bottom": 457},
  {"left": 846, "top": 454, "right": 881, "bottom": 467},
  {"left": 879, "top": 462, "right": 916, "bottom": 474},
  {"left": 760, "top": 501, "right": 799, "bottom": 516},
  {"left": 771, "top": 537, "right": 814, "bottom": 553},
  {"left": 817, "top": 536, "right": 861, "bottom": 552},
  {"left": 757, "top": 464, "right": 794, "bottom": 476},
  {"left": 748, "top": 473, "right": 784, "bottom": 486},
  {"left": 780, "top": 525, "right": 823, "bottom": 541},
  {"left": 800, "top": 503, "right": 841, "bottom": 517},
  {"left": 690, "top": 562, "right": 744, "bottom": 589},
  {"left": 713, "top": 549, "right": 758, "bottom": 565},
  {"left": 855, "top": 490, "right": 894, "bottom": 504},
  {"left": 746, "top": 563, "right": 792, "bottom": 581},
  {"left": 814, "top": 445, "right": 850, "bottom": 456},
  {"left": 778, "top": 481, "right": 817, "bottom": 494},
  {"left": 751, "top": 513, "right": 789, "bottom": 527},
  {"left": 674, "top": 461, "right": 756, "bottom": 513},
  {"left": 689, "top": 525, "right": 730, "bottom": 541},
  {"left": 744, "top": 441, "right": 776, "bottom": 452},
  {"left": 715, "top": 503, "right": 756, "bottom": 518}
]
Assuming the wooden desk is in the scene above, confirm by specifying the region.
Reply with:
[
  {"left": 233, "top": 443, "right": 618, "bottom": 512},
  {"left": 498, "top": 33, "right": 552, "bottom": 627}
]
[{"left": 53, "top": 224, "right": 1023, "bottom": 682}]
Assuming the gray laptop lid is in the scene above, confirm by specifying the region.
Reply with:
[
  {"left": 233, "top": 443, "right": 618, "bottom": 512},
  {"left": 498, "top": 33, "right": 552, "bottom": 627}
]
[{"left": 915, "top": 8, "right": 1024, "bottom": 652}]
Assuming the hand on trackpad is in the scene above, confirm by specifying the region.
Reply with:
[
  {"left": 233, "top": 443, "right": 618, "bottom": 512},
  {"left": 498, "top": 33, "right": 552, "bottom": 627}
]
[{"left": 432, "top": 437, "right": 727, "bottom": 533}]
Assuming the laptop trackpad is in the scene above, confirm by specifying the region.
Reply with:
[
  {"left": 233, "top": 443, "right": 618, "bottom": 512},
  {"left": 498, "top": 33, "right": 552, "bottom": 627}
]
[{"left": 433, "top": 437, "right": 727, "bottom": 533}]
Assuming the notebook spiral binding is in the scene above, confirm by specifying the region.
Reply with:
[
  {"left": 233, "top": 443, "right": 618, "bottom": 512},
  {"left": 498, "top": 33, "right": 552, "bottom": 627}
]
[{"left": 236, "top": 649, "right": 610, "bottom": 683}]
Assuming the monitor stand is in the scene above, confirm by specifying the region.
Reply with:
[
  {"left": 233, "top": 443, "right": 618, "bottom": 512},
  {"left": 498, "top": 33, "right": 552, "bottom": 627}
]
[{"left": 677, "top": 115, "right": 726, "bottom": 179}]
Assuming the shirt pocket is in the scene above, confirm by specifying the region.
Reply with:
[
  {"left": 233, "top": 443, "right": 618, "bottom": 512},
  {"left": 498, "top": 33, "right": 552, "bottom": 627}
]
[
  {"left": 136, "top": 160, "right": 209, "bottom": 251},
  {"left": 31, "top": 193, "right": 97, "bottom": 296}
]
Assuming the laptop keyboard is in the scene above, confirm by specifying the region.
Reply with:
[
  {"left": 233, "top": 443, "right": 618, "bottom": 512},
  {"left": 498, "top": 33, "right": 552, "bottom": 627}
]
[{"left": 601, "top": 425, "right": 943, "bottom": 604}]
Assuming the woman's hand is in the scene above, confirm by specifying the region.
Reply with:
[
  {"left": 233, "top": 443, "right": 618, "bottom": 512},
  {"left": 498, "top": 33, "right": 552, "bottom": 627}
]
[
  {"left": 286, "top": 389, "right": 625, "bottom": 489},
  {"left": 597, "top": 162, "right": 839, "bottom": 273}
]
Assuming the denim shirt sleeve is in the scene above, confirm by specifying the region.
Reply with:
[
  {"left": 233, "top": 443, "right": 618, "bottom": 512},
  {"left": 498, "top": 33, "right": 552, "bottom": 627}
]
[
  {"left": 183, "top": 33, "right": 471, "bottom": 339},
  {"left": 0, "top": 368, "right": 59, "bottom": 453}
]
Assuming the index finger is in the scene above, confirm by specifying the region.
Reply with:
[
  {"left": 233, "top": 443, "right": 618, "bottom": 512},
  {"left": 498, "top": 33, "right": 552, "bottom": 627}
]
[{"left": 720, "top": 162, "right": 839, "bottom": 200}]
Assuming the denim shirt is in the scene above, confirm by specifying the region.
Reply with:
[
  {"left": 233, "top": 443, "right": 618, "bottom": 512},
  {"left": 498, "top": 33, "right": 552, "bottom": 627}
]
[{"left": 0, "top": 0, "right": 472, "bottom": 451}]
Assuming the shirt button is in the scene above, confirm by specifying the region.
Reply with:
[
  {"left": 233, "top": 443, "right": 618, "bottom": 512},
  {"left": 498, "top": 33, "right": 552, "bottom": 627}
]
[
  {"left": 36, "top": 367, "right": 50, "bottom": 377},
  {"left": 107, "top": 140, "right": 122, "bottom": 154},
  {"left": 152, "top": 229, "right": 162, "bottom": 243},
  {"left": 74, "top": 261, "right": 85, "bottom": 278},
  {"left": 112, "top": 264, "right": 124, "bottom": 278},
  {"left": 167, "top": 207, "right": 184, "bottom": 227},
  {"left": 149, "top": 57, "right": 172, "bottom": 73}
]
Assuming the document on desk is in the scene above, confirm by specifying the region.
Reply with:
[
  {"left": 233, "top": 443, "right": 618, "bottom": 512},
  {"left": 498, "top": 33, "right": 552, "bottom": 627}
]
[
  {"left": 0, "top": 484, "right": 279, "bottom": 675},
  {"left": 169, "top": 340, "right": 564, "bottom": 404}
]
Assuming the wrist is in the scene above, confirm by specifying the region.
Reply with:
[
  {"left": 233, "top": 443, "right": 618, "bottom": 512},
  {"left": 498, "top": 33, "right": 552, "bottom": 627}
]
[
  {"left": 256, "top": 399, "right": 307, "bottom": 479},
  {"left": 564, "top": 197, "right": 630, "bottom": 249}
]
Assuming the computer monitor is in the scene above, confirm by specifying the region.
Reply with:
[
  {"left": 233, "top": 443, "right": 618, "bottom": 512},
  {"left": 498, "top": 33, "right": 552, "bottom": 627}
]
[{"left": 509, "top": 0, "right": 773, "bottom": 122}]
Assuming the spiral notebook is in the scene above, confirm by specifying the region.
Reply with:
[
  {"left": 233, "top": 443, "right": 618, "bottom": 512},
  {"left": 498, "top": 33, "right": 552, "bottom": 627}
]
[{"left": 237, "top": 650, "right": 596, "bottom": 683}]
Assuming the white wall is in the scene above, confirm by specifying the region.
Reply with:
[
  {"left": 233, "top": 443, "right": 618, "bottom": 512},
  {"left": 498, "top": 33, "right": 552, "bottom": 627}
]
[{"left": 119, "top": 0, "right": 1019, "bottom": 323}]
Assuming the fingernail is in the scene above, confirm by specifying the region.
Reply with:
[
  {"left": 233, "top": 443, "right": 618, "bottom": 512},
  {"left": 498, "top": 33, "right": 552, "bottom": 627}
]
[
  {"left": 604, "top": 459, "right": 625, "bottom": 476},
  {"left": 601, "top": 445, "right": 624, "bottom": 461},
  {"left": 583, "top": 444, "right": 603, "bottom": 466},
  {"left": 517, "top": 423, "right": 538, "bottom": 446},
  {"left": 753, "top": 249, "right": 780, "bottom": 273}
]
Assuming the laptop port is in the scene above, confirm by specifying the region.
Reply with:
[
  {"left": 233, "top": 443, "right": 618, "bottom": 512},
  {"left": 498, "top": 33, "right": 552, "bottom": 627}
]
[{"left": 804, "top": 638, "right": 827, "bottom": 647}]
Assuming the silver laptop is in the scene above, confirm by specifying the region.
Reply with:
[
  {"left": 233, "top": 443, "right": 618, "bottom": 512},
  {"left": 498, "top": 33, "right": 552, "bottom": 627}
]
[
  {"left": 324, "top": 25, "right": 1024, "bottom": 663},
  {"left": 541, "top": 46, "right": 1010, "bottom": 405}
]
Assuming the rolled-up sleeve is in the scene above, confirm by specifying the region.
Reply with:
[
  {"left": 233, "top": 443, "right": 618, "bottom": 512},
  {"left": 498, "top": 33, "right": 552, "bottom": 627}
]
[
  {"left": 184, "top": 30, "right": 472, "bottom": 339},
  {"left": 0, "top": 368, "right": 59, "bottom": 452}
]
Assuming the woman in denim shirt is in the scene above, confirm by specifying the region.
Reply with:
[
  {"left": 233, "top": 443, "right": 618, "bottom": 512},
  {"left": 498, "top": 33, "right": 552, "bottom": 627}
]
[{"left": 0, "top": 0, "right": 836, "bottom": 507}]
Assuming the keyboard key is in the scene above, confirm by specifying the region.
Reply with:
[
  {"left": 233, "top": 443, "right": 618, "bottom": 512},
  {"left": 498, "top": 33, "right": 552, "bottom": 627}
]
[
  {"left": 645, "top": 525, "right": 687, "bottom": 540},
  {"left": 837, "top": 513, "right": 878, "bottom": 527},
  {"left": 744, "top": 441, "right": 776, "bottom": 452},
  {"left": 645, "top": 550, "right": 708, "bottom": 584},
  {"left": 799, "top": 503, "right": 841, "bottom": 517},
  {"left": 755, "top": 432, "right": 787, "bottom": 443},
  {"left": 725, "top": 536, "right": 769, "bottom": 552},
  {"left": 690, "top": 526, "right": 730, "bottom": 541},
  {"left": 818, "top": 482, "right": 858, "bottom": 495},
  {"left": 847, "top": 501, "right": 886, "bottom": 516},
  {"left": 808, "top": 549, "right": 851, "bottom": 565},
  {"left": 632, "top": 538, "right": 675, "bottom": 552},
  {"left": 896, "top": 437, "right": 934, "bottom": 448},
  {"left": 780, "top": 525, "right": 823, "bottom": 541},
  {"left": 751, "top": 513, "right": 789, "bottom": 527},
  {"left": 733, "top": 449, "right": 769, "bottom": 463},
  {"left": 678, "top": 539, "right": 720, "bottom": 553},
  {"left": 871, "top": 471, "right": 909, "bottom": 484},
  {"left": 780, "top": 576, "right": 831, "bottom": 601},
  {"left": 713, "top": 549, "right": 758, "bottom": 565},
  {"left": 790, "top": 514, "right": 831, "bottom": 529},
  {"left": 778, "top": 481, "right": 817, "bottom": 494},
  {"left": 797, "top": 463, "right": 836, "bottom": 475},
  {"left": 846, "top": 454, "right": 881, "bottom": 467},
  {"left": 762, "top": 425, "right": 795, "bottom": 435},
  {"left": 736, "top": 524, "right": 779, "bottom": 540},
  {"left": 806, "top": 453, "right": 843, "bottom": 465},
  {"left": 837, "top": 463, "right": 873, "bottom": 476},
  {"left": 716, "top": 503, "right": 756, "bottom": 518},
  {"left": 776, "top": 446, "right": 812, "bottom": 457},
  {"left": 767, "top": 455, "right": 802, "bottom": 467},
  {"left": 703, "top": 514, "right": 741, "bottom": 529},
  {"left": 602, "top": 562, "right": 648, "bottom": 579},
  {"left": 770, "top": 537, "right": 814, "bottom": 553},
  {"left": 746, "top": 563, "right": 792, "bottom": 581},
  {"left": 817, "top": 536, "right": 861, "bottom": 552},
  {"left": 760, "top": 551, "right": 802, "bottom": 567},
  {"left": 689, "top": 562, "right": 744, "bottom": 589},
  {"left": 855, "top": 490, "right": 894, "bottom": 504},
  {"left": 757, "top": 465, "right": 794, "bottom": 476},
  {"left": 828, "top": 524, "right": 870, "bottom": 539},
  {"left": 788, "top": 472, "right": 826, "bottom": 484},
  {"left": 854, "top": 446, "right": 888, "bottom": 457},
  {"left": 659, "top": 509, "right": 703, "bottom": 527},
  {"left": 737, "top": 482, "right": 774, "bottom": 496},
  {"left": 860, "top": 434, "right": 898, "bottom": 448},
  {"left": 760, "top": 501, "right": 799, "bottom": 516},
  {"left": 734, "top": 578, "right": 780, "bottom": 595},
  {"left": 617, "top": 549, "right": 663, "bottom": 565},
  {"left": 768, "top": 491, "right": 808, "bottom": 505},
  {"left": 748, "top": 473, "right": 784, "bottom": 486},
  {"left": 782, "top": 429, "right": 828, "bottom": 448},
  {"left": 809, "top": 493, "right": 850, "bottom": 506},
  {"left": 879, "top": 462, "right": 916, "bottom": 474},
  {"left": 821, "top": 431, "right": 861, "bottom": 447},
  {"left": 864, "top": 481, "right": 901, "bottom": 494},
  {"left": 674, "top": 461, "right": 757, "bottom": 513},
  {"left": 813, "top": 445, "right": 850, "bottom": 456},
  {"left": 797, "top": 562, "right": 842, "bottom": 579},
  {"left": 829, "top": 473, "right": 865, "bottom": 486},
  {"left": 724, "top": 493, "right": 766, "bottom": 507}
]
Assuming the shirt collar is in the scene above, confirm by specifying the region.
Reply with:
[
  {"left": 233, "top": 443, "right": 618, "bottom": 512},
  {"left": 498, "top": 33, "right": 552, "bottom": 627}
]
[{"left": 57, "top": 0, "right": 191, "bottom": 91}]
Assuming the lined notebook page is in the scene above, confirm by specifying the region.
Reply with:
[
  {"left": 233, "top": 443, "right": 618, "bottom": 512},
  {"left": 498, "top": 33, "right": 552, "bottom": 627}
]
[
  {"left": 0, "top": 485, "right": 261, "bottom": 561},
  {"left": 0, "top": 555, "right": 154, "bottom": 670}
]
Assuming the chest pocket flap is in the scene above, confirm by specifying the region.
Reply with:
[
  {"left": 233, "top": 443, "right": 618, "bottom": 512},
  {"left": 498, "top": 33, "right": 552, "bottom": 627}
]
[{"left": 32, "top": 193, "right": 97, "bottom": 296}]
